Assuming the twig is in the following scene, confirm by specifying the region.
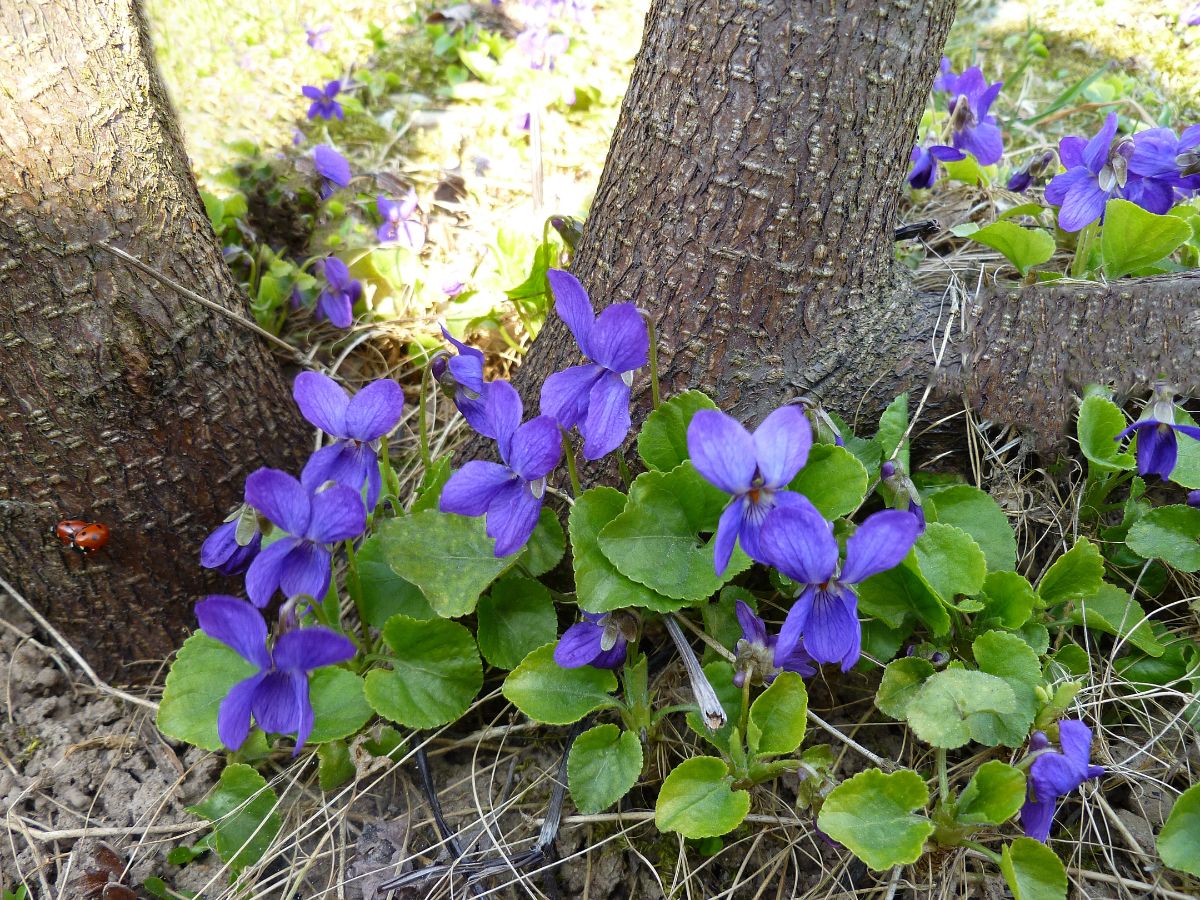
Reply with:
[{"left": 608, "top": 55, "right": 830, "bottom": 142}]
[
  {"left": 0, "top": 574, "right": 159, "bottom": 712},
  {"left": 15, "top": 820, "right": 198, "bottom": 841},
  {"left": 1066, "top": 867, "right": 1195, "bottom": 900},
  {"left": 95, "top": 241, "right": 304, "bottom": 361},
  {"left": 805, "top": 709, "right": 892, "bottom": 770}
]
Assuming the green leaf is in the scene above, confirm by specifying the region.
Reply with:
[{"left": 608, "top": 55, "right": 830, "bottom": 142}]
[
  {"left": 747, "top": 671, "right": 808, "bottom": 756},
  {"left": 686, "top": 661, "right": 741, "bottom": 752},
  {"left": 942, "top": 154, "right": 991, "bottom": 187},
  {"left": 817, "top": 768, "right": 934, "bottom": 870},
  {"left": 875, "top": 393, "right": 909, "bottom": 463},
  {"left": 1070, "top": 583, "right": 1164, "bottom": 657},
  {"left": 858, "top": 558, "right": 950, "bottom": 634},
  {"left": 376, "top": 511, "right": 515, "bottom": 617},
  {"left": 1038, "top": 538, "right": 1104, "bottom": 606},
  {"left": 956, "top": 761, "right": 1027, "bottom": 826},
  {"left": 1000, "top": 837, "right": 1068, "bottom": 900},
  {"left": 502, "top": 643, "right": 619, "bottom": 724},
  {"left": 1167, "top": 409, "right": 1200, "bottom": 489},
  {"left": 967, "top": 220, "right": 1056, "bottom": 275},
  {"left": 364, "top": 616, "right": 482, "bottom": 728},
  {"left": 1101, "top": 199, "right": 1192, "bottom": 280},
  {"left": 308, "top": 668, "right": 374, "bottom": 744},
  {"left": 518, "top": 507, "right": 566, "bottom": 576},
  {"left": 569, "top": 487, "right": 685, "bottom": 613},
  {"left": 188, "top": 764, "right": 281, "bottom": 873},
  {"left": 655, "top": 756, "right": 751, "bottom": 839},
  {"left": 1158, "top": 783, "right": 1200, "bottom": 876},
  {"left": 972, "top": 630, "right": 1042, "bottom": 747},
  {"left": 979, "top": 571, "right": 1038, "bottom": 629},
  {"left": 926, "top": 485, "right": 1017, "bottom": 572},
  {"left": 567, "top": 724, "right": 643, "bottom": 814},
  {"left": 476, "top": 577, "right": 558, "bottom": 669},
  {"left": 158, "top": 634, "right": 257, "bottom": 751},
  {"left": 1127, "top": 505, "right": 1200, "bottom": 573},
  {"left": 906, "top": 669, "right": 1017, "bottom": 749},
  {"left": 637, "top": 390, "right": 717, "bottom": 471},
  {"left": 875, "top": 657, "right": 936, "bottom": 719},
  {"left": 354, "top": 534, "right": 435, "bottom": 626},
  {"left": 1077, "top": 395, "right": 1136, "bottom": 472},
  {"left": 788, "top": 444, "right": 869, "bottom": 519},
  {"left": 598, "top": 466, "right": 751, "bottom": 601},
  {"left": 318, "top": 740, "right": 355, "bottom": 792},
  {"left": 914, "top": 523, "right": 988, "bottom": 601},
  {"left": 410, "top": 457, "right": 452, "bottom": 513}
]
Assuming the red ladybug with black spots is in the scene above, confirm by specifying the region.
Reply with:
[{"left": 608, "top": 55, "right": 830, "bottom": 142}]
[{"left": 55, "top": 519, "right": 110, "bottom": 554}]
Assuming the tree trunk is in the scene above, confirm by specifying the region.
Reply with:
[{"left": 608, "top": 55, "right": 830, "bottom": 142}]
[
  {"left": 518, "top": 0, "right": 1199, "bottom": 454},
  {"left": 0, "top": 0, "right": 307, "bottom": 680}
]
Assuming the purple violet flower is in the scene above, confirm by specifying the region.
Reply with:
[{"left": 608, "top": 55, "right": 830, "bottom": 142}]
[
  {"left": 243, "top": 469, "right": 366, "bottom": 607},
  {"left": 1115, "top": 383, "right": 1200, "bottom": 480},
  {"left": 760, "top": 507, "right": 921, "bottom": 671},
  {"left": 438, "top": 325, "right": 493, "bottom": 436},
  {"left": 315, "top": 256, "right": 361, "bottom": 328},
  {"left": 1007, "top": 150, "right": 1058, "bottom": 193},
  {"left": 302, "top": 80, "right": 344, "bottom": 121},
  {"left": 1187, "top": 490, "right": 1200, "bottom": 508},
  {"left": 553, "top": 612, "right": 628, "bottom": 669},
  {"left": 946, "top": 67, "right": 1004, "bottom": 165},
  {"left": 294, "top": 372, "right": 404, "bottom": 511},
  {"left": 440, "top": 380, "right": 562, "bottom": 556},
  {"left": 932, "top": 56, "right": 959, "bottom": 94},
  {"left": 305, "top": 24, "right": 332, "bottom": 51},
  {"left": 1186, "top": 3, "right": 1200, "bottom": 26},
  {"left": 1127, "top": 124, "right": 1200, "bottom": 194},
  {"left": 201, "top": 518, "right": 263, "bottom": 577},
  {"left": 1020, "top": 719, "right": 1105, "bottom": 842},
  {"left": 686, "top": 405, "right": 814, "bottom": 575},
  {"left": 197, "top": 595, "right": 355, "bottom": 754},
  {"left": 1045, "top": 114, "right": 1176, "bottom": 232},
  {"left": 539, "top": 269, "right": 649, "bottom": 460},
  {"left": 907, "top": 143, "right": 965, "bottom": 190},
  {"left": 516, "top": 27, "right": 570, "bottom": 69},
  {"left": 732, "top": 600, "right": 815, "bottom": 687},
  {"left": 376, "top": 192, "right": 426, "bottom": 251},
  {"left": 313, "top": 145, "right": 351, "bottom": 199}
]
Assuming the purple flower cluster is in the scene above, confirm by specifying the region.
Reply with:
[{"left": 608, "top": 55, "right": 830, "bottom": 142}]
[
  {"left": 1020, "top": 719, "right": 1104, "bottom": 842},
  {"left": 732, "top": 600, "right": 815, "bottom": 687},
  {"left": 907, "top": 59, "right": 1002, "bottom": 188},
  {"left": 554, "top": 611, "right": 628, "bottom": 669},
  {"left": 688, "top": 405, "right": 920, "bottom": 671},
  {"left": 514, "top": 0, "right": 588, "bottom": 70},
  {"left": 195, "top": 373, "right": 402, "bottom": 752}
]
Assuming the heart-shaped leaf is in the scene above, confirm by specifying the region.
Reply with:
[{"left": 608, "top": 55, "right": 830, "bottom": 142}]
[
  {"left": 567, "top": 724, "right": 643, "bottom": 814},
  {"left": 476, "top": 577, "right": 558, "bottom": 670},
  {"left": 926, "top": 485, "right": 1017, "bottom": 572},
  {"left": 788, "top": 444, "right": 869, "bottom": 519},
  {"left": 655, "top": 756, "right": 750, "bottom": 838},
  {"left": 1158, "top": 783, "right": 1200, "bottom": 876},
  {"left": 817, "top": 768, "right": 933, "bottom": 870},
  {"left": 188, "top": 764, "right": 281, "bottom": 873},
  {"left": 637, "top": 390, "right": 717, "bottom": 471},
  {"left": 502, "top": 643, "right": 619, "bottom": 724},
  {"left": 747, "top": 671, "right": 808, "bottom": 756},
  {"left": 1000, "top": 837, "right": 1068, "bottom": 900},
  {"left": 967, "top": 220, "right": 1055, "bottom": 275},
  {"left": 1101, "top": 199, "right": 1192, "bottom": 280},
  {"left": 1127, "top": 505, "right": 1200, "bottom": 573},
  {"left": 158, "top": 634, "right": 257, "bottom": 751},
  {"left": 956, "top": 760, "right": 1027, "bottom": 826},
  {"left": 906, "top": 669, "right": 1017, "bottom": 748},
  {"left": 364, "top": 616, "right": 482, "bottom": 728}
]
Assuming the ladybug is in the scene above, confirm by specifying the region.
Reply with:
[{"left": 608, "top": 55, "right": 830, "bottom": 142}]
[
  {"left": 55, "top": 519, "right": 89, "bottom": 545},
  {"left": 55, "top": 520, "right": 110, "bottom": 554}
]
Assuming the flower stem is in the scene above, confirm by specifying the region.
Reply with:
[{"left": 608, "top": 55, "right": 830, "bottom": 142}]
[
  {"left": 344, "top": 539, "right": 371, "bottom": 651},
  {"left": 738, "top": 674, "right": 751, "bottom": 741},
  {"left": 936, "top": 747, "right": 950, "bottom": 804},
  {"left": 378, "top": 434, "right": 402, "bottom": 513},
  {"left": 560, "top": 427, "right": 582, "bottom": 497},
  {"left": 1070, "top": 221, "right": 1098, "bottom": 279},
  {"left": 644, "top": 313, "right": 661, "bottom": 410},
  {"left": 418, "top": 364, "right": 433, "bottom": 472},
  {"left": 963, "top": 840, "right": 1002, "bottom": 865}
]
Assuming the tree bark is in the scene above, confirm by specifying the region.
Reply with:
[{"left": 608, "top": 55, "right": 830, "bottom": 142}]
[
  {"left": 0, "top": 0, "right": 307, "bottom": 679},
  {"left": 517, "top": 0, "right": 1199, "bottom": 454}
]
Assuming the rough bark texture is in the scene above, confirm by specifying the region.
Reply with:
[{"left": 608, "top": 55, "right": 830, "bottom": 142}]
[
  {"left": 0, "top": 0, "right": 307, "bottom": 680},
  {"left": 518, "top": 0, "right": 957, "bottom": 437},
  {"left": 516, "top": 0, "right": 1199, "bottom": 454}
]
